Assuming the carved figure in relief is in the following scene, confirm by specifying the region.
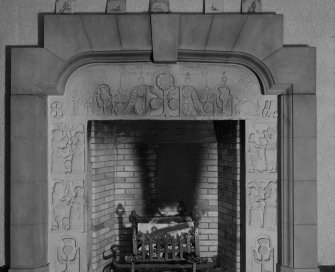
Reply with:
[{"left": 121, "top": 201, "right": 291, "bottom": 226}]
[
  {"left": 57, "top": 235, "right": 79, "bottom": 272},
  {"left": 51, "top": 124, "right": 85, "bottom": 174},
  {"left": 247, "top": 180, "right": 277, "bottom": 228},
  {"left": 242, "top": 0, "right": 262, "bottom": 13},
  {"left": 124, "top": 85, "right": 147, "bottom": 115},
  {"left": 217, "top": 76, "right": 233, "bottom": 116},
  {"left": 51, "top": 180, "right": 85, "bottom": 231},
  {"left": 55, "top": 0, "right": 75, "bottom": 14},
  {"left": 248, "top": 125, "right": 277, "bottom": 173},
  {"left": 262, "top": 100, "right": 278, "bottom": 120},
  {"left": 94, "top": 84, "right": 113, "bottom": 115},
  {"left": 252, "top": 235, "right": 274, "bottom": 272},
  {"left": 50, "top": 101, "right": 65, "bottom": 119}
]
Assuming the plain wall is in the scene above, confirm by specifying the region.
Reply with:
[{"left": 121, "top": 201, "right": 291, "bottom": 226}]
[{"left": 0, "top": 0, "right": 334, "bottom": 266}]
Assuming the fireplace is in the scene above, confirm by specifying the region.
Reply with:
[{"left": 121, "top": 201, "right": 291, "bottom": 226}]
[
  {"left": 47, "top": 61, "right": 278, "bottom": 272},
  {"left": 10, "top": 13, "right": 317, "bottom": 272}
]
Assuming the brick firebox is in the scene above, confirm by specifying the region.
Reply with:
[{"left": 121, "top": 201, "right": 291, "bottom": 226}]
[{"left": 88, "top": 120, "right": 242, "bottom": 272}]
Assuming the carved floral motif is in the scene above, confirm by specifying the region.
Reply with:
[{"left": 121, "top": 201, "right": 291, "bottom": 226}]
[
  {"left": 57, "top": 235, "right": 79, "bottom": 272},
  {"left": 247, "top": 180, "right": 277, "bottom": 228},
  {"left": 252, "top": 235, "right": 274, "bottom": 272},
  {"left": 51, "top": 180, "right": 85, "bottom": 231},
  {"left": 51, "top": 123, "right": 85, "bottom": 174},
  {"left": 248, "top": 124, "right": 277, "bottom": 173},
  {"left": 50, "top": 101, "right": 65, "bottom": 119}
]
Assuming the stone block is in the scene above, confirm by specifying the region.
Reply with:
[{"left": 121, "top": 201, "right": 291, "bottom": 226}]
[
  {"left": 205, "top": 0, "right": 225, "bottom": 13},
  {"left": 241, "top": 0, "right": 262, "bottom": 13},
  {"left": 233, "top": 14, "right": 283, "bottom": 60},
  {"left": 293, "top": 95, "right": 317, "bottom": 138},
  {"left": 293, "top": 225, "right": 318, "bottom": 268},
  {"left": 169, "top": 0, "right": 203, "bottom": 12},
  {"left": 294, "top": 181, "right": 317, "bottom": 225},
  {"left": 81, "top": 15, "right": 121, "bottom": 51},
  {"left": 11, "top": 96, "right": 46, "bottom": 138},
  {"left": 44, "top": 15, "right": 91, "bottom": 60},
  {"left": 206, "top": 15, "right": 247, "bottom": 51},
  {"left": 116, "top": 15, "right": 152, "bottom": 50},
  {"left": 11, "top": 48, "right": 64, "bottom": 95},
  {"left": 151, "top": 14, "right": 179, "bottom": 62},
  {"left": 179, "top": 15, "right": 213, "bottom": 50},
  {"left": 293, "top": 138, "right": 317, "bottom": 181},
  {"left": 11, "top": 139, "right": 46, "bottom": 184},
  {"left": 11, "top": 223, "right": 47, "bottom": 268},
  {"left": 263, "top": 46, "right": 316, "bottom": 94},
  {"left": 55, "top": 0, "right": 75, "bottom": 13},
  {"left": 106, "top": 0, "right": 126, "bottom": 13}
]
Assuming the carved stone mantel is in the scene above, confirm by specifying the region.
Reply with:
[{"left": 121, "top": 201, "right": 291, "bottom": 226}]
[{"left": 10, "top": 13, "right": 317, "bottom": 272}]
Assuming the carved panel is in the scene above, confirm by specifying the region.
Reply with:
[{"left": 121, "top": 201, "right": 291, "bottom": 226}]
[
  {"left": 252, "top": 235, "right": 274, "bottom": 272},
  {"left": 51, "top": 123, "right": 85, "bottom": 174},
  {"left": 248, "top": 124, "right": 277, "bottom": 174},
  {"left": 56, "top": 235, "right": 80, "bottom": 272},
  {"left": 247, "top": 180, "right": 277, "bottom": 228},
  {"left": 51, "top": 180, "right": 85, "bottom": 232}
]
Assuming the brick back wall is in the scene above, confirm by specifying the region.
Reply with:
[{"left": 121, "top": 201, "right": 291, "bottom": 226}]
[
  {"left": 217, "top": 121, "right": 242, "bottom": 272},
  {"left": 88, "top": 120, "right": 241, "bottom": 271},
  {"left": 88, "top": 122, "right": 116, "bottom": 272}
]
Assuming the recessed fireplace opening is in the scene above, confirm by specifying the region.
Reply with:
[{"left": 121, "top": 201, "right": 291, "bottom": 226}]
[{"left": 88, "top": 120, "right": 244, "bottom": 272}]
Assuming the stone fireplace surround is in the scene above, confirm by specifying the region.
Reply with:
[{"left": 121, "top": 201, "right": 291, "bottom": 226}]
[{"left": 10, "top": 12, "right": 317, "bottom": 272}]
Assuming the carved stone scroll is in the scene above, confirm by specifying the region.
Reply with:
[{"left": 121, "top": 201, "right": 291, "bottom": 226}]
[
  {"left": 56, "top": 235, "right": 80, "bottom": 272},
  {"left": 51, "top": 180, "right": 85, "bottom": 232},
  {"left": 248, "top": 124, "right": 277, "bottom": 174},
  {"left": 51, "top": 123, "right": 85, "bottom": 174}
]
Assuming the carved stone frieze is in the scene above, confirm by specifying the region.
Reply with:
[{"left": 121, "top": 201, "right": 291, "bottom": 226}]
[
  {"left": 247, "top": 180, "right": 277, "bottom": 228},
  {"left": 248, "top": 124, "right": 277, "bottom": 174},
  {"left": 50, "top": 63, "right": 276, "bottom": 120},
  {"left": 56, "top": 235, "right": 80, "bottom": 272},
  {"left": 51, "top": 123, "right": 85, "bottom": 174},
  {"left": 51, "top": 180, "right": 85, "bottom": 232},
  {"left": 252, "top": 235, "right": 274, "bottom": 272}
]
